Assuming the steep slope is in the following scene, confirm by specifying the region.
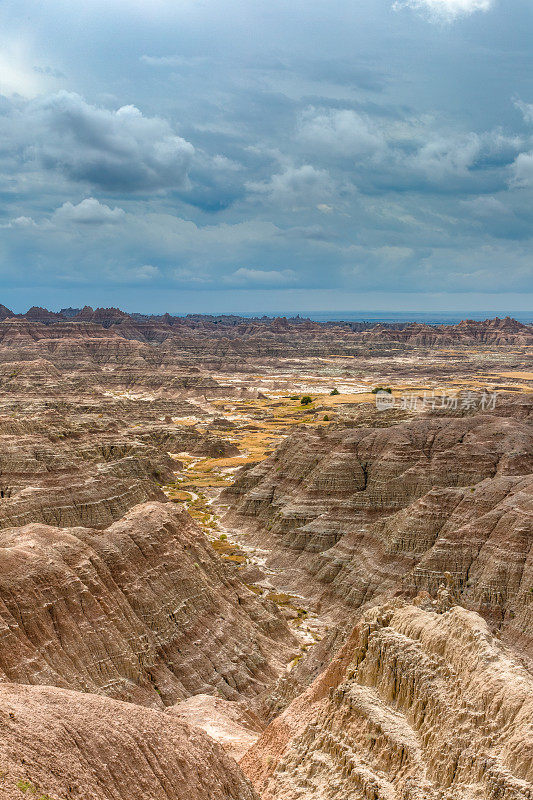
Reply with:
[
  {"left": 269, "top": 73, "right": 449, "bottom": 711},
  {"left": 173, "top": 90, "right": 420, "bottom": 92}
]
[
  {"left": 0, "top": 426, "right": 173, "bottom": 530},
  {"left": 242, "top": 601, "right": 533, "bottom": 800},
  {"left": 226, "top": 412, "right": 532, "bottom": 542},
  {"left": 0, "top": 502, "right": 296, "bottom": 707},
  {"left": 0, "top": 682, "right": 259, "bottom": 800},
  {"left": 168, "top": 694, "right": 262, "bottom": 761},
  {"left": 223, "top": 409, "right": 533, "bottom": 657}
]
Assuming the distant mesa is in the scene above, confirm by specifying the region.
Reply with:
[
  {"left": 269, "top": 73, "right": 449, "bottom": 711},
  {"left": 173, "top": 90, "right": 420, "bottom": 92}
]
[{"left": 0, "top": 304, "right": 530, "bottom": 346}]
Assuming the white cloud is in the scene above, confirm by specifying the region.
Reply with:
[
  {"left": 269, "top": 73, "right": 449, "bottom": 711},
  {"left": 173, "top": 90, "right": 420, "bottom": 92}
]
[
  {"left": 23, "top": 92, "right": 194, "bottom": 192},
  {"left": 52, "top": 198, "right": 126, "bottom": 225},
  {"left": 8, "top": 216, "right": 37, "bottom": 228},
  {"left": 393, "top": 0, "right": 493, "bottom": 21},
  {"left": 509, "top": 152, "right": 533, "bottom": 188},
  {"left": 514, "top": 99, "right": 533, "bottom": 125},
  {"left": 247, "top": 164, "right": 333, "bottom": 205},
  {"left": 460, "top": 196, "right": 509, "bottom": 217},
  {"left": 411, "top": 133, "right": 481, "bottom": 179},
  {"left": 224, "top": 268, "right": 297, "bottom": 286},
  {"left": 100, "top": 263, "right": 161, "bottom": 283},
  {"left": 173, "top": 267, "right": 212, "bottom": 284},
  {"left": 131, "top": 264, "right": 160, "bottom": 280},
  {"left": 298, "top": 108, "right": 385, "bottom": 158}
]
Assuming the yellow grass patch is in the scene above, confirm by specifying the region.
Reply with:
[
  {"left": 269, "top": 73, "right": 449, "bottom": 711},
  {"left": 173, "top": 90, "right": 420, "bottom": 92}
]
[
  {"left": 495, "top": 371, "right": 533, "bottom": 381},
  {"left": 265, "top": 592, "right": 295, "bottom": 605}
]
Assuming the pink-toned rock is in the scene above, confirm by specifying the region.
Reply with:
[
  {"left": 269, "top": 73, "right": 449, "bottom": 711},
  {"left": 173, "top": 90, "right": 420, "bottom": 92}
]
[
  {"left": 0, "top": 682, "right": 260, "bottom": 800},
  {"left": 0, "top": 502, "right": 297, "bottom": 707},
  {"left": 168, "top": 694, "right": 262, "bottom": 761}
]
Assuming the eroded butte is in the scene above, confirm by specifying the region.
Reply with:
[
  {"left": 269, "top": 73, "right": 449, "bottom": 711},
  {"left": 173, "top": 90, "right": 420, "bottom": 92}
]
[{"left": 0, "top": 307, "right": 531, "bottom": 800}]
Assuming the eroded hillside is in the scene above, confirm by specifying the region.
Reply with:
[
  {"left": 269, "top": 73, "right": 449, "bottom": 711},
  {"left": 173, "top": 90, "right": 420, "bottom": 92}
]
[{"left": 0, "top": 308, "right": 531, "bottom": 800}]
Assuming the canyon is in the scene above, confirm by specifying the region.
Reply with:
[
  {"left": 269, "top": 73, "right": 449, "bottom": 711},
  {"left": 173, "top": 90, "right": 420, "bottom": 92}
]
[{"left": 0, "top": 307, "right": 531, "bottom": 800}]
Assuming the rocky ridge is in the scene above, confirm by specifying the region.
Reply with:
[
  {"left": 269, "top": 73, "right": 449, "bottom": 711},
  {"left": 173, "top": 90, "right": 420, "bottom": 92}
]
[
  {"left": 223, "top": 405, "right": 533, "bottom": 660},
  {"left": 0, "top": 502, "right": 296, "bottom": 707},
  {"left": 242, "top": 601, "right": 533, "bottom": 800}
]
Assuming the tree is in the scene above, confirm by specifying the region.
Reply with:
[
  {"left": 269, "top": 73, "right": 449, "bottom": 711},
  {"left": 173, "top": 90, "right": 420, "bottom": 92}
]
[
  {"left": 300, "top": 395, "right": 313, "bottom": 405},
  {"left": 330, "top": 388, "right": 340, "bottom": 395}
]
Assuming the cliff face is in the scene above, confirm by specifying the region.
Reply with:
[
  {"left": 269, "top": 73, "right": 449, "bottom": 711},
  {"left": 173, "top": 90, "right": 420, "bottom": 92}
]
[
  {"left": 364, "top": 316, "right": 533, "bottom": 347},
  {"left": 242, "top": 602, "right": 533, "bottom": 800},
  {"left": 227, "top": 412, "right": 532, "bottom": 533},
  {"left": 224, "top": 409, "right": 533, "bottom": 658},
  {"left": 0, "top": 502, "right": 297, "bottom": 707},
  {"left": 0, "top": 682, "right": 260, "bottom": 800}
]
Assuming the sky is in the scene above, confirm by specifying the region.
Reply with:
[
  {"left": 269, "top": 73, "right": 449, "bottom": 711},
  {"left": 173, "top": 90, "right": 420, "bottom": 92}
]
[{"left": 0, "top": 0, "right": 532, "bottom": 315}]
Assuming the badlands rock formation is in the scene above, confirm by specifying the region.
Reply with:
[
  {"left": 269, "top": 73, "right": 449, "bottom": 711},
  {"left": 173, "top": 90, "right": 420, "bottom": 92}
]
[
  {"left": 0, "top": 402, "right": 238, "bottom": 531},
  {"left": 0, "top": 682, "right": 259, "bottom": 800},
  {"left": 242, "top": 601, "right": 533, "bottom": 800},
  {"left": 0, "top": 309, "right": 531, "bottom": 371},
  {"left": 0, "top": 418, "right": 172, "bottom": 529},
  {"left": 0, "top": 304, "right": 530, "bottom": 799},
  {"left": 225, "top": 405, "right": 533, "bottom": 660},
  {"left": 168, "top": 694, "right": 262, "bottom": 760},
  {"left": 0, "top": 502, "right": 296, "bottom": 706}
]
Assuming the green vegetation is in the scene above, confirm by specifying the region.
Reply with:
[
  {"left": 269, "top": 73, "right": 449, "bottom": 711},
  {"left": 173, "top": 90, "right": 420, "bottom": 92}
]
[
  {"left": 323, "top": 414, "right": 330, "bottom": 421},
  {"left": 300, "top": 395, "right": 313, "bottom": 405},
  {"left": 15, "top": 779, "right": 60, "bottom": 800},
  {"left": 17, "top": 781, "right": 35, "bottom": 793},
  {"left": 330, "top": 387, "right": 340, "bottom": 395},
  {"left": 290, "top": 394, "right": 300, "bottom": 400},
  {"left": 371, "top": 386, "right": 392, "bottom": 394}
]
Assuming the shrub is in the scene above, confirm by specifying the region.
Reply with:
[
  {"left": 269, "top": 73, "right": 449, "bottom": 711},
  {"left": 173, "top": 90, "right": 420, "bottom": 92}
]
[
  {"left": 330, "top": 388, "right": 340, "bottom": 395},
  {"left": 371, "top": 386, "right": 392, "bottom": 394},
  {"left": 323, "top": 415, "right": 330, "bottom": 421},
  {"left": 300, "top": 395, "right": 313, "bottom": 405},
  {"left": 290, "top": 395, "right": 300, "bottom": 400}
]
